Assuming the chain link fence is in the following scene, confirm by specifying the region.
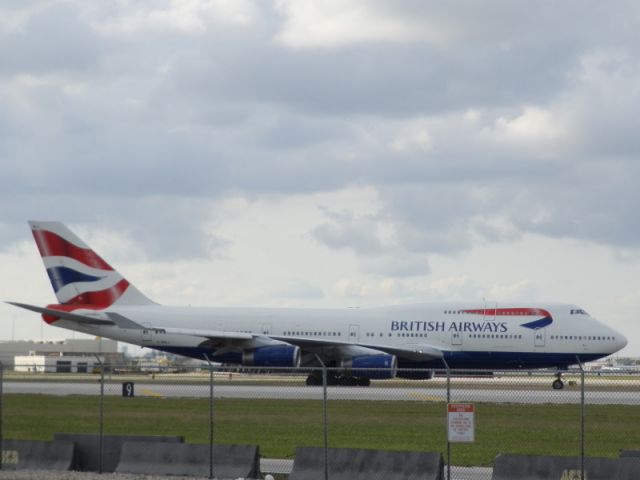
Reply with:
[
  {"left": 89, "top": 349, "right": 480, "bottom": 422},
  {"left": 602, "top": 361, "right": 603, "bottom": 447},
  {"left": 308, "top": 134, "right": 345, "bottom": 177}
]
[{"left": 1, "top": 361, "right": 639, "bottom": 479}]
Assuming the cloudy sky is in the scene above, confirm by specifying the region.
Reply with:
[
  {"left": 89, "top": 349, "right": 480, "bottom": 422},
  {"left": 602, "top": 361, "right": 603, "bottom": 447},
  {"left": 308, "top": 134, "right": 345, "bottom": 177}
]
[{"left": 1, "top": 1, "right": 639, "bottom": 357}]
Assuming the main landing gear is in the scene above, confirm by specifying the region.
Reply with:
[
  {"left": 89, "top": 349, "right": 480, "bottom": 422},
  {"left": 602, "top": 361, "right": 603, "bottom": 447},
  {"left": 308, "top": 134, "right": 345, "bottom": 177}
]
[
  {"left": 552, "top": 372, "right": 565, "bottom": 390},
  {"left": 305, "top": 372, "right": 371, "bottom": 387}
]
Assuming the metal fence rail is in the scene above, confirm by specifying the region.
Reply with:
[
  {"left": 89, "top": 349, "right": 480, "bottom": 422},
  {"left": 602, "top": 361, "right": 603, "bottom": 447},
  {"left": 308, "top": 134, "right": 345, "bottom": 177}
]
[{"left": 1, "top": 362, "right": 639, "bottom": 479}]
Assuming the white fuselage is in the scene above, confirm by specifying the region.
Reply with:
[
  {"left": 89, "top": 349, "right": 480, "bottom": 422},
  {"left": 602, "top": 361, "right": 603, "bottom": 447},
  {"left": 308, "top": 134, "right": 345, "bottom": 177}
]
[{"left": 54, "top": 301, "right": 627, "bottom": 369}]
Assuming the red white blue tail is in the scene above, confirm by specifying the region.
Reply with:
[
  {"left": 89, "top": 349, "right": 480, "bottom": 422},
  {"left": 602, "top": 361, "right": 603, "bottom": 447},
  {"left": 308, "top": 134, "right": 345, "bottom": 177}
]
[{"left": 29, "top": 221, "right": 154, "bottom": 308}]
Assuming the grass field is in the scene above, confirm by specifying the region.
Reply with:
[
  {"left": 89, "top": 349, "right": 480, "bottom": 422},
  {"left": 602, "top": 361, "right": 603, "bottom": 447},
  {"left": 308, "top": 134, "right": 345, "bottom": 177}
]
[{"left": 4, "top": 394, "right": 640, "bottom": 466}]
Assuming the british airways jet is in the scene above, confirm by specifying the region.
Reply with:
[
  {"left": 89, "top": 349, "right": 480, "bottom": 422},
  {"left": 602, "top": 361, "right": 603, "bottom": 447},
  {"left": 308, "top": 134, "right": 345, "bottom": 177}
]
[{"left": 8, "top": 221, "right": 627, "bottom": 389}]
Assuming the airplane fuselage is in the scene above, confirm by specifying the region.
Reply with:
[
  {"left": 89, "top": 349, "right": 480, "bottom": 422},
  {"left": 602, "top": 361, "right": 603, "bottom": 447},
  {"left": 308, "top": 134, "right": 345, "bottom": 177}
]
[{"left": 54, "top": 302, "right": 625, "bottom": 370}]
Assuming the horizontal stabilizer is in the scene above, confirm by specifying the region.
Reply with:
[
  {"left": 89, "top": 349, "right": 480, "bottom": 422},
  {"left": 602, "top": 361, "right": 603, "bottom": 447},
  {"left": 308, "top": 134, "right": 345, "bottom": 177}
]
[{"left": 6, "top": 302, "right": 115, "bottom": 325}]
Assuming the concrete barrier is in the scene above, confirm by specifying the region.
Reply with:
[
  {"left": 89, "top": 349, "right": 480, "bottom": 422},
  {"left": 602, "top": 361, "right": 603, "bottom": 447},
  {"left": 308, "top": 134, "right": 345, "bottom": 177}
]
[
  {"left": 1, "top": 439, "right": 75, "bottom": 470},
  {"left": 620, "top": 450, "right": 640, "bottom": 457},
  {"left": 492, "top": 454, "right": 640, "bottom": 480},
  {"left": 115, "top": 442, "right": 259, "bottom": 479},
  {"left": 618, "top": 458, "right": 640, "bottom": 480},
  {"left": 54, "top": 433, "right": 184, "bottom": 472},
  {"left": 288, "top": 447, "right": 443, "bottom": 480}
]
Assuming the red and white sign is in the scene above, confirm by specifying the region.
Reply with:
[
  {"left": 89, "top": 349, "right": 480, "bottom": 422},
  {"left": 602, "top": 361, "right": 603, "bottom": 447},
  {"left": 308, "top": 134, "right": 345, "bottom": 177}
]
[{"left": 447, "top": 403, "right": 475, "bottom": 443}]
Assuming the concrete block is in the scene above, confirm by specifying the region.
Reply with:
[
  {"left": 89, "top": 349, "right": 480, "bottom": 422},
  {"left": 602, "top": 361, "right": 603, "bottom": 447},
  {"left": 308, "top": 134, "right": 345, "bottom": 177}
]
[
  {"left": 618, "top": 458, "right": 640, "bottom": 480},
  {"left": 620, "top": 450, "right": 640, "bottom": 457},
  {"left": 492, "top": 454, "right": 640, "bottom": 480},
  {"left": 54, "top": 433, "right": 184, "bottom": 472},
  {"left": 288, "top": 447, "right": 443, "bottom": 480},
  {"left": 116, "top": 442, "right": 259, "bottom": 479},
  {"left": 1, "top": 439, "right": 75, "bottom": 471}
]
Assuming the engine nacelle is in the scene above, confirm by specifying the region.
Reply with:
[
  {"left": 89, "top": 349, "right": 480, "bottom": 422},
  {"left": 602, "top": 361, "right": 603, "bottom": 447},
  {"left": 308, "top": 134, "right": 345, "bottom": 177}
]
[
  {"left": 242, "top": 345, "right": 301, "bottom": 368},
  {"left": 341, "top": 354, "right": 398, "bottom": 379}
]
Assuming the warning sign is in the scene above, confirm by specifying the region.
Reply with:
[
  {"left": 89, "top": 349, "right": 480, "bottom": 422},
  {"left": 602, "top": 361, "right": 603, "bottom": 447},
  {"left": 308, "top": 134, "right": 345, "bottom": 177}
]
[{"left": 447, "top": 403, "right": 475, "bottom": 443}]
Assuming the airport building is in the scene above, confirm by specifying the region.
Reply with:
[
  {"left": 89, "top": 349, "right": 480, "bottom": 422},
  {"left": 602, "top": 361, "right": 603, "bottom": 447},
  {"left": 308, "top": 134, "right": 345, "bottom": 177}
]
[
  {"left": 14, "top": 354, "right": 107, "bottom": 373},
  {"left": 0, "top": 338, "right": 122, "bottom": 370}
]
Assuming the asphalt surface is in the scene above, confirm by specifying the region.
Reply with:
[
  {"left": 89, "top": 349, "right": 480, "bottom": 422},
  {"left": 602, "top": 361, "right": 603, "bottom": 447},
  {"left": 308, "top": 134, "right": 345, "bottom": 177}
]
[{"left": 4, "top": 380, "right": 638, "bottom": 404}]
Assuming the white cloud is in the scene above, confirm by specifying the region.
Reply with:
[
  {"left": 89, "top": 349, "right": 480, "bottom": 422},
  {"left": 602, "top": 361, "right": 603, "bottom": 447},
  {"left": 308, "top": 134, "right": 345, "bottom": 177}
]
[
  {"left": 493, "top": 106, "right": 563, "bottom": 144},
  {"left": 274, "top": 0, "right": 446, "bottom": 49},
  {"left": 389, "top": 120, "right": 434, "bottom": 153},
  {"left": 90, "top": 0, "right": 257, "bottom": 35},
  {"left": 486, "top": 280, "right": 533, "bottom": 301},
  {"left": 271, "top": 280, "right": 325, "bottom": 300}
]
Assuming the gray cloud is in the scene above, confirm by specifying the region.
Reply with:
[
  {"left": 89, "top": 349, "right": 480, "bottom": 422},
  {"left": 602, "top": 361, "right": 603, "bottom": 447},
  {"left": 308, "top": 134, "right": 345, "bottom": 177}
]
[
  {"left": 0, "top": 3, "right": 101, "bottom": 75},
  {"left": 311, "top": 209, "right": 386, "bottom": 255},
  {"left": 359, "top": 253, "right": 430, "bottom": 278},
  {"left": 0, "top": 194, "right": 232, "bottom": 261},
  {"left": 1, "top": 0, "right": 640, "bottom": 264}
]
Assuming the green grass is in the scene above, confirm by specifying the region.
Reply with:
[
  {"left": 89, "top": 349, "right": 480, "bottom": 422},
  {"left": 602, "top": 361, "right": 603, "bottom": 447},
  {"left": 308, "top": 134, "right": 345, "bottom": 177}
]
[{"left": 4, "top": 394, "right": 640, "bottom": 466}]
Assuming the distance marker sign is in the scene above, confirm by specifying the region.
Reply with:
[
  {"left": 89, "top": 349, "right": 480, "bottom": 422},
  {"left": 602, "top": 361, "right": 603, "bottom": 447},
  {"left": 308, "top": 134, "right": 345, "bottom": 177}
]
[{"left": 447, "top": 403, "right": 475, "bottom": 442}]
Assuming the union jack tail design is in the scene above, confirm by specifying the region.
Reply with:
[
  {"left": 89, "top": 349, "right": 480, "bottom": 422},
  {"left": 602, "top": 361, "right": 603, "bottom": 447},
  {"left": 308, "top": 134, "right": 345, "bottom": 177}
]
[{"left": 29, "top": 221, "right": 154, "bottom": 308}]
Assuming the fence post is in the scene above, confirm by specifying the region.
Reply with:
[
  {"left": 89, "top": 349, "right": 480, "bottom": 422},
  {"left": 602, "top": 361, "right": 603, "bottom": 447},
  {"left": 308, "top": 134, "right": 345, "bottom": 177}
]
[
  {"left": 94, "top": 355, "right": 105, "bottom": 474},
  {"left": 442, "top": 359, "right": 451, "bottom": 480},
  {"left": 204, "top": 356, "right": 215, "bottom": 480},
  {"left": 576, "top": 357, "right": 585, "bottom": 480},
  {"left": 314, "top": 355, "right": 329, "bottom": 480},
  {"left": 323, "top": 365, "right": 328, "bottom": 480},
  {"left": 0, "top": 361, "right": 3, "bottom": 471}
]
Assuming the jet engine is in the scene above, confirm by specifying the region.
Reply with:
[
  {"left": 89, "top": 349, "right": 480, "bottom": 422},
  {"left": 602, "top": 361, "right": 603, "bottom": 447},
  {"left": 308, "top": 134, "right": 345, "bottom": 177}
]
[
  {"left": 341, "top": 353, "right": 398, "bottom": 379},
  {"left": 242, "top": 345, "right": 301, "bottom": 368}
]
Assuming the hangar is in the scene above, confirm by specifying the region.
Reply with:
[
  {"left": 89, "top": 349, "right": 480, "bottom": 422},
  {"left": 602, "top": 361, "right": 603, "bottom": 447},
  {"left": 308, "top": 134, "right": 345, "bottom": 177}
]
[{"left": 0, "top": 338, "right": 121, "bottom": 369}]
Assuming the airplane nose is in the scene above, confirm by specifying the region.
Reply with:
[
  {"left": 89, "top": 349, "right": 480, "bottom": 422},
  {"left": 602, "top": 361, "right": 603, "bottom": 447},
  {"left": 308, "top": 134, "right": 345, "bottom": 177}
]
[
  {"left": 610, "top": 325, "right": 628, "bottom": 351},
  {"left": 617, "top": 333, "right": 628, "bottom": 351}
]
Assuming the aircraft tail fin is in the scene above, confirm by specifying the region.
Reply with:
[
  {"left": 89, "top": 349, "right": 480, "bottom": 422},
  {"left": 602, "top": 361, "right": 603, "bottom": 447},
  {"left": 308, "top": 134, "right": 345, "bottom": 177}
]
[{"left": 29, "top": 221, "right": 155, "bottom": 308}]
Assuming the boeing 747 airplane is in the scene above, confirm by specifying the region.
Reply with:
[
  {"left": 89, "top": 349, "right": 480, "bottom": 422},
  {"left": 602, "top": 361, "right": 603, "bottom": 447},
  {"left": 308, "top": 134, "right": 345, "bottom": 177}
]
[{"left": 8, "top": 221, "right": 627, "bottom": 389}]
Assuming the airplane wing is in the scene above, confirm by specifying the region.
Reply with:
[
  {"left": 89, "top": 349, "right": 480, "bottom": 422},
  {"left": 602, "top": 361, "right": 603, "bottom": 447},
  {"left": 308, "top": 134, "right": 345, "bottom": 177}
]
[
  {"left": 270, "top": 335, "right": 444, "bottom": 362},
  {"left": 367, "top": 343, "right": 444, "bottom": 362}
]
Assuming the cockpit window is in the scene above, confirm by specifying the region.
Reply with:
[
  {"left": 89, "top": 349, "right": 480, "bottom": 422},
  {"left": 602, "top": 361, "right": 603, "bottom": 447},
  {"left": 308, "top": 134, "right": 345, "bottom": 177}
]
[{"left": 570, "top": 309, "right": 589, "bottom": 315}]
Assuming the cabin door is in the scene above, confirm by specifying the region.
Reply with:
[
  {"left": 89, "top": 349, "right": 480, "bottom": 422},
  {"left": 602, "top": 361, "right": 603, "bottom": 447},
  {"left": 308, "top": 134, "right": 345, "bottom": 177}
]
[
  {"left": 349, "top": 324, "right": 360, "bottom": 342},
  {"left": 142, "top": 322, "right": 152, "bottom": 343},
  {"left": 534, "top": 329, "right": 546, "bottom": 347},
  {"left": 451, "top": 331, "right": 463, "bottom": 346}
]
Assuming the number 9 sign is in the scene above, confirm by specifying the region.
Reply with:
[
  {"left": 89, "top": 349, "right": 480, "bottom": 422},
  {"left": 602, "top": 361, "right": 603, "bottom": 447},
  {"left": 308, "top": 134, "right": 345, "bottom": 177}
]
[{"left": 122, "top": 382, "right": 135, "bottom": 397}]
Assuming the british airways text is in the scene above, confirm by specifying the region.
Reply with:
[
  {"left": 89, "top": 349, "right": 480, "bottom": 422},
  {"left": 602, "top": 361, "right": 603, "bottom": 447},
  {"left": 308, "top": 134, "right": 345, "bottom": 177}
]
[{"left": 390, "top": 320, "right": 508, "bottom": 333}]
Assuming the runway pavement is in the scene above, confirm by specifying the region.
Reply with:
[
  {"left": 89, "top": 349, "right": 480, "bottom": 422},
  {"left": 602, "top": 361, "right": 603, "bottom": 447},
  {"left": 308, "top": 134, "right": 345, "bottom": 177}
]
[{"left": 4, "top": 380, "right": 638, "bottom": 404}]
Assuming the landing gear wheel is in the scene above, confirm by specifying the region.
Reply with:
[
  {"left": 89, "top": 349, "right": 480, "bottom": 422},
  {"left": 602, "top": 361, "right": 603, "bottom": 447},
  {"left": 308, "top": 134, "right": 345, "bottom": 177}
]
[
  {"left": 306, "top": 373, "right": 322, "bottom": 386},
  {"left": 357, "top": 377, "right": 371, "bottom": 387},
  {"left": 339, "top": 376, "right": 358, "bottom": 386},
  {"left": 552, "top": 378, "right": 564, "bottom": 390}
]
